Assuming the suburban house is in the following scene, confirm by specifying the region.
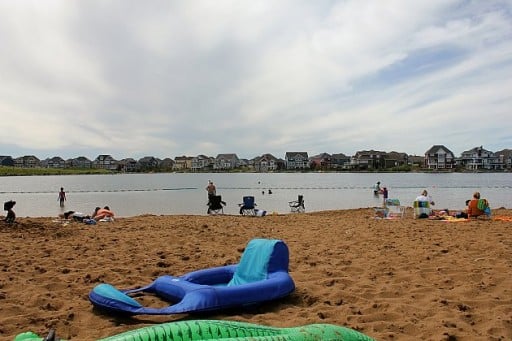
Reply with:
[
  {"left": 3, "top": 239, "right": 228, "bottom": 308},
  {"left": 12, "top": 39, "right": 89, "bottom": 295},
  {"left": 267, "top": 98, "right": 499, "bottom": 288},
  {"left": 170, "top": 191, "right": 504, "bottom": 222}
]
[
  {"left": 253, "top": 153, "right": 279, "bottom": 172},
  {"left": 67, "top": 156, "right": 92, "bottom": 169},
  {"left": 119, "top": 158, "right": 138, "bottom": 172},
  {"left": 0, "top": 156, "right": 14, "bottom": 166},
  {"left": 159, "top": 158, "right": 175, "bottom": 171},
  {"left": 330, "top": 153, "right": 351, "bottom": 169},
  {"left": 137, "top": 156, "right": 160, "bottom": 171},
  {"left": 173, "top": 156, "right": 194, "bottom": 170},
  {"left": 214, "top": 153, "right": 240, "bottom": 170},
  {"left": 309, "top": 153, "right": 332, "bottom": 170},
  {"left": 14, "top": 155, "right": 40, "bottom": 168},
  {"left": 424, "top": 145, "right": 455, "bottom": 169},
  {"left": 408, "top": 155, "right": 425, "bottom": 167},
  {"left": 459, "top": 146, "right": 503, "bottom": 170},
  {"left": 385, "top": 151, "right": 409, "bottom": 168},
  {"left": 350, "top": 150, "right": 387, "bottom": 170},
  {"left": 285, "top": 152, "right": 309, "bottom": 170},
  {"left": 191, "top": 155, "right": 213, "bottom": 171},
  {"left": 239, "top": 158, "right": 249, "bottom": 168},
  {"left": 43, "top": 156, "right": 66, "bottom": 168},
  {"left": 93, "top": 154, "right": 118, "bottom": 171},
  {"left": 495, "top": 149, "right": 512, "bottom": 169}
]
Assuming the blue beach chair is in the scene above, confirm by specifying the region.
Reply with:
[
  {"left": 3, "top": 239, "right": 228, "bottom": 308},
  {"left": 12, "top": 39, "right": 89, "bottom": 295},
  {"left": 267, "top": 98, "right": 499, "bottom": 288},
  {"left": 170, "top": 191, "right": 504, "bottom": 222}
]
[{"left": 239, "top": 196, "right": 257, "bottom": 215}]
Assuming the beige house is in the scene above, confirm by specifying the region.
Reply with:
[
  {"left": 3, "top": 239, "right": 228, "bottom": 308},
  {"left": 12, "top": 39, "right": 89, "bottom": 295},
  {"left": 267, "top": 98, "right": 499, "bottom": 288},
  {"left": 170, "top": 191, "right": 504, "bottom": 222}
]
[{"left": 173, "top": 156, "right": 193, "bottom": 170}]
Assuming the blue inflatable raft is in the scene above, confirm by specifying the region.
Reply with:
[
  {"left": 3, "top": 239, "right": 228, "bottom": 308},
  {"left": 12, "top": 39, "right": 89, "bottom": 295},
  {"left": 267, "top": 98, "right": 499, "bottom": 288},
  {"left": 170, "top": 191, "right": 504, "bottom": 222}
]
[{"left": 89, "top": 239, "right": 295, "bottom": 315}]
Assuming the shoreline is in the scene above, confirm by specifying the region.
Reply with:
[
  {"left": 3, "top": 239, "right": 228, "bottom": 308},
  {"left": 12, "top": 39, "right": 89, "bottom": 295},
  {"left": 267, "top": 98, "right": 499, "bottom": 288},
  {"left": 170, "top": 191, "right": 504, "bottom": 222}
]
[
  {"left": 1, "top": 208, "right": 511, "bottom": 340},
  {"left": 3, "top": 204, "right": 510, "bottom": 220}
]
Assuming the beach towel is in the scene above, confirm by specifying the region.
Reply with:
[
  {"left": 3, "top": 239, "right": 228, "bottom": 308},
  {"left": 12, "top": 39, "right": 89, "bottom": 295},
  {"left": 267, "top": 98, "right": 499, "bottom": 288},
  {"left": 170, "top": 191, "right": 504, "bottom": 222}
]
[
  {"left": 492, "top": 216, "right": 512, "bottom": 222},
  {"left": 440, "top": 216, "right": 469, "bottom": 223}
]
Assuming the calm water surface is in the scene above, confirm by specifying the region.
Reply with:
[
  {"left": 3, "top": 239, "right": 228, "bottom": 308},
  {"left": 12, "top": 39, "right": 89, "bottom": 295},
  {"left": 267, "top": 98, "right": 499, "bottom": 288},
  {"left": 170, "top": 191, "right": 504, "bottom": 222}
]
[{"left": 1, "top": 173, "right": 510, "bottom": 217}]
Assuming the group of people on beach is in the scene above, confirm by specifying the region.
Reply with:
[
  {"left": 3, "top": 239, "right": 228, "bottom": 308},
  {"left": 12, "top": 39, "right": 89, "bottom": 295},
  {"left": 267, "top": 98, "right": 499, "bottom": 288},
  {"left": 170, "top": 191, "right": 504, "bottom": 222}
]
[
  {"left": 1, "top": 180, "right": 493, "bottom": 225},
  {"left": 56, "top": 186, "right": 115, "bottom": 223},
  {"left": 56, "top": 187, "right": 115, "bottom": 223},
  {"left": 414, "top": 190, "right": 490, "bottom": 219},
  {"left": 205, "top": 180, "right": 268, "bottom": 216},
  {"left": 374, "top": 180, "right": 491, "bottom": 219},
  {"left": 373, "top": 181, "right": 388, "bottom": 202},
  {"left": 60, "top": 206, "right": 115, "bottom": 223},
  {"left": 1, "top": 185, "right": 123, "bottom": 225}
]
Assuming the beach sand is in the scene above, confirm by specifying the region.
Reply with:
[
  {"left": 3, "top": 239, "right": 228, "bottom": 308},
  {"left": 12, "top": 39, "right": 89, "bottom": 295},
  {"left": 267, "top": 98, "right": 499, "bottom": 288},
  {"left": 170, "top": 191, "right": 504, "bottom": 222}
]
[{"left": 1, "top": 208, "right": 511, "bottom": 340}]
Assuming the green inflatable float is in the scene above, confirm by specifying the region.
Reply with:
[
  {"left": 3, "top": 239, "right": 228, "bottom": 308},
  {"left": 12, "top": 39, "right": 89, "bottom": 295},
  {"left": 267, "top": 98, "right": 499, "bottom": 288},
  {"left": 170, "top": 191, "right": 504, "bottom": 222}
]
[{"left": 15, "top": 319, "right": 374, "bottom": 340}]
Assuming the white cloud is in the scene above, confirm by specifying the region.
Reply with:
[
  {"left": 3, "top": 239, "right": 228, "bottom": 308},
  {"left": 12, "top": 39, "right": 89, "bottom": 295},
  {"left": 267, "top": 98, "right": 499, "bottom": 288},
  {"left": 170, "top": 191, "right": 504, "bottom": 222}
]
[{"left": 0, "top": 0, "right": 511, "bottom": 160}]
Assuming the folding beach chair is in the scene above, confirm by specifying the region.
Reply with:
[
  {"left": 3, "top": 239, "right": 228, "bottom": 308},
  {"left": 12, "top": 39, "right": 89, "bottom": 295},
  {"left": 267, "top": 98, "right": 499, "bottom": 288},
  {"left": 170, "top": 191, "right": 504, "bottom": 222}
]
[
  {"left": 239, "top": 196, "right": 256, "bottom": 216},
  {"left": 384, "top": 198, "right": 406, "bottom": 218},
  {"left": 288, "top": 195, "right": 305, "bottom": 213},
  {"left": 207, "top": 195, "right": 225, "bottom": 215},
  {"left": 413, "top": 200, "right": 431, "bottom": 218}
]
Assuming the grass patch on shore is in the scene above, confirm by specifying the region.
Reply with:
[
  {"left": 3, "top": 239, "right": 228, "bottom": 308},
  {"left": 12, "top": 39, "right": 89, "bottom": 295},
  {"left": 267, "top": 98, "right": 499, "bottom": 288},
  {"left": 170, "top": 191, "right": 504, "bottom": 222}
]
[{"left": 0, "top": 166, "right": 112, "bottom": 176}]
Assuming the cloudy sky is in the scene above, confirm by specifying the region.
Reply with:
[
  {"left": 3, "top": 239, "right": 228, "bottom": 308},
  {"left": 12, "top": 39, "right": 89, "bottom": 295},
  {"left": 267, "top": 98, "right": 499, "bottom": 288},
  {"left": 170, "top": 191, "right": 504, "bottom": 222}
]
[{"left": 1, "top": 0, "right": 511, "bottom": 161}]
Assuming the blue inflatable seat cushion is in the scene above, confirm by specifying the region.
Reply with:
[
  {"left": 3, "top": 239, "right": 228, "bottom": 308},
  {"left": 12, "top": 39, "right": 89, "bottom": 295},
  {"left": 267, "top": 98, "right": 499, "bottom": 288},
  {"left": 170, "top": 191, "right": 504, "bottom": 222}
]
[{"left": 229, "top": 239, "right": 283, "bottom": 286}]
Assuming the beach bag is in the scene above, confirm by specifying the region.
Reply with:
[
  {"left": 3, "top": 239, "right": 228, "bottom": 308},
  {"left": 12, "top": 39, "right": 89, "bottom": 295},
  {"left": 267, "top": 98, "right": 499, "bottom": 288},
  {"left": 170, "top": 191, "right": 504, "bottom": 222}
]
[
  {"left": 477, "top": 199, "right": 489, "bottom": 211},
  {"left": 255, "top": 209, "right": 267, "bottom": 217}
]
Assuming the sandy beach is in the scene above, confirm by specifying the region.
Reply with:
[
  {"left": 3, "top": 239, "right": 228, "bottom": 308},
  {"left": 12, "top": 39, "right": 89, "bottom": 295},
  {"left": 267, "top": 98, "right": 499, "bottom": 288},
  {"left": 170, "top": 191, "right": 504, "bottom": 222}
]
[{"left": 1, "top": 208, "right": 511, "bottom": 340}]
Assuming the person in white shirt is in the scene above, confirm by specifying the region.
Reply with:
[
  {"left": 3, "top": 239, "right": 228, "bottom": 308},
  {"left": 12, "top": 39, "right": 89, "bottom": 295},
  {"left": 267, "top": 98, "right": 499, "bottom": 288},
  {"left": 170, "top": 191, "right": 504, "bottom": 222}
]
[
  {"left": 415, "top": 190, "right": 435, "bottom": 205},
  {"left": 373, "top": 181, "right": 382, "bottom": 195}
]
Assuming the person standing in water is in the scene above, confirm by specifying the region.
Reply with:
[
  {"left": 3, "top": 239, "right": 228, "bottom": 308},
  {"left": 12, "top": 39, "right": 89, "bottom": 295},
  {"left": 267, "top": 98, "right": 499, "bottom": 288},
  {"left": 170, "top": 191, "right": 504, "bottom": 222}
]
[
  {"left": 382, "top": 187, "right": 388, "bottom": 206},
  {"left": 58, "top": 187, "right": 66, "bottom": 207},
  {"left": 373, "top": 181, "right": 382, "bottom": 195},
  {"left": 205, "top": 180, "right": 216, "bottom": 204}
]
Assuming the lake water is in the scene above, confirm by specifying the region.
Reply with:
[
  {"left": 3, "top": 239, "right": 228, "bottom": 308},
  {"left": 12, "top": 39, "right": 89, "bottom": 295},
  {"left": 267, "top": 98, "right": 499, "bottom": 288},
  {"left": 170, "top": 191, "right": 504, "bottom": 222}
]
[{"left": 0, "top": 172, "right": 510, "bottom": 217}]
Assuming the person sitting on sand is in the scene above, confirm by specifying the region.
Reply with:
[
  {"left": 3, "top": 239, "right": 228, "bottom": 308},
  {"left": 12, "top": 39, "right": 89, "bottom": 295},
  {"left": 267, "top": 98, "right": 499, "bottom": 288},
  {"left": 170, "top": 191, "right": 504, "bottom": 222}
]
[
  {"left": 453, "top": 200, "right": 471, "bottom": 219},
  {"left": 59, "top": 210, "right": 88, "bottom": 222},
  {"left": 415, "top": 190, "right": 435, "bottom": 206},
  {"left": 467, "top": 192, "right": 490, "bottom": 218},
  {"left": 92, "top": 206, "right": 115, "bottom": 221},
  {"left": 4, "top": 200, "right": 16, "bottom": 225}
]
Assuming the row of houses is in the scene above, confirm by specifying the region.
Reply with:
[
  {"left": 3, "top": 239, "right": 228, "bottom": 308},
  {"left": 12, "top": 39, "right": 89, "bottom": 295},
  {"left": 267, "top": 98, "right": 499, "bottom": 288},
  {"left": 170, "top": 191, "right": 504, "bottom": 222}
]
[{"left": 1, "top": 145, "right": 511, "bottom": 172}]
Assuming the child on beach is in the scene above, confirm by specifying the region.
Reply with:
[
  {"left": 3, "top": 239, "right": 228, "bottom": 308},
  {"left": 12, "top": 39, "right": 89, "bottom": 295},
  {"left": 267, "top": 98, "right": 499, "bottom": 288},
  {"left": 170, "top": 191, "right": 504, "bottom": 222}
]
[
  {"left": 382, "top": 187, "right": 388, "bottom": 206},
  {"left": 58, "top": 187, "right": 66, "bottom": 207}
]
